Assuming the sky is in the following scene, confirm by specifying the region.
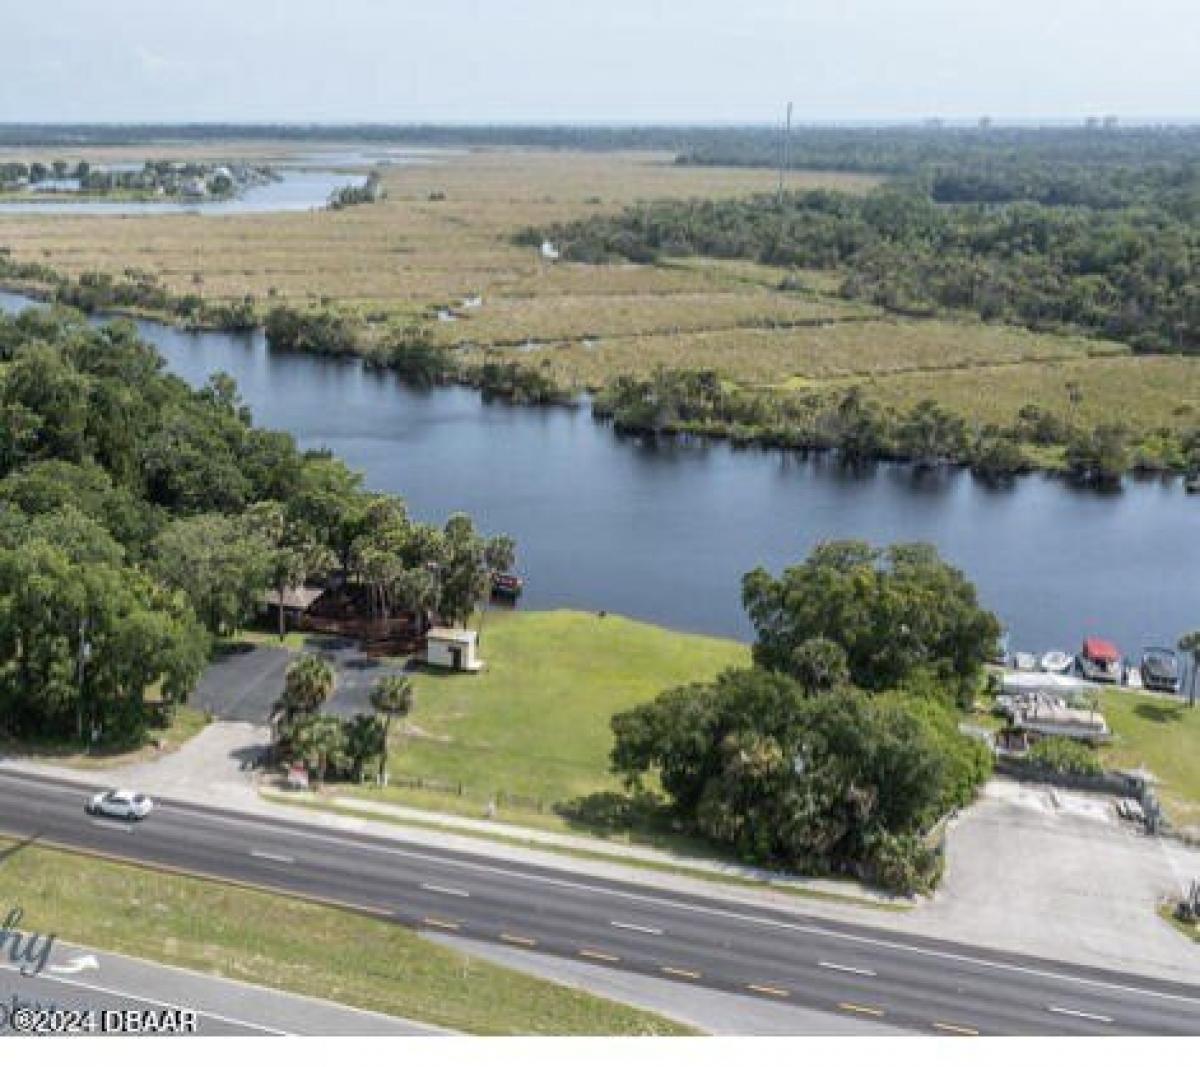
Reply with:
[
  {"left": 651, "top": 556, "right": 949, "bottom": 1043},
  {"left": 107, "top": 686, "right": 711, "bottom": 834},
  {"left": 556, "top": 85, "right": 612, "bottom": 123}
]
[{"left": 2, "top": 0, "right": 1199, "bottom": 124}]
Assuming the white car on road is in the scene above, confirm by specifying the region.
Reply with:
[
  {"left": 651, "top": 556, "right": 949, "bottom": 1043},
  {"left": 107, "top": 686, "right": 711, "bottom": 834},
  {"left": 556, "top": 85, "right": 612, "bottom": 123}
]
[{"left": 86, "top": 789, "right": 154, "bottom": 821}]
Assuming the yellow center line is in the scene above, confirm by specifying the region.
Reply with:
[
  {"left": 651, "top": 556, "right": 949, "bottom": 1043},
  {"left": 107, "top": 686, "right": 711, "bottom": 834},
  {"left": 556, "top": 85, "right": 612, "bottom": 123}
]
[
  {"left": 838, "top": 1001, "right": 885, "bottom": 1017},
  {"left": 747, "top": 983, "right": 790, "bottom": 998},
  {"left": 500, "top": 933, "right": 537, "bottom": 947},
  {"left": 661, "top": 966, "right": 702, "bottom": 980},
  {"left": 933, "top": 1021, "right": 980, "bottom": 1036},
  {"left": 578, "top": 948, "right": 621, "bottom": 963},
  {"left": 422, "top": 916, "right": 461, "bottom": 931}
]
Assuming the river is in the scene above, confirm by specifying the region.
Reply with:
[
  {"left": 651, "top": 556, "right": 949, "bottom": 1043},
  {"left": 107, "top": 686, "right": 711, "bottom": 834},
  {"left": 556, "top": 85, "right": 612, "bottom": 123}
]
[
  {"left": 1, "top": 290, "right": 1196, "bottom": 657},
  {"left": 0, "top": 169, "right": 362, "bottom": 216}
]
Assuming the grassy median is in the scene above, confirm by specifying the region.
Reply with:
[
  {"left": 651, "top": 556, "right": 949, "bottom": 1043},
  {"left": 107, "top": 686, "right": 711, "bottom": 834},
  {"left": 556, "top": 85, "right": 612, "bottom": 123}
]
[{"left": 0, "top": 834, "right": 692, "bottom": 1035}]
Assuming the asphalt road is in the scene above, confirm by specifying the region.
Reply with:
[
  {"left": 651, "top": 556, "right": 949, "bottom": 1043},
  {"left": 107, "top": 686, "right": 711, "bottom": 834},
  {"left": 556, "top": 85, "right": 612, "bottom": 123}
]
[{"left": 1, "top": 768, "right": 1198, "bottom": 1036}]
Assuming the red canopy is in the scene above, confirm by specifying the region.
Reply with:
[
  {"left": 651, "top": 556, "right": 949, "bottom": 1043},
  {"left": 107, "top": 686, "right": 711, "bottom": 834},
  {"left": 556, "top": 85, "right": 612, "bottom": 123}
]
[{"left": 1082, "top": 637, "right": 1119, "bottom": 662}]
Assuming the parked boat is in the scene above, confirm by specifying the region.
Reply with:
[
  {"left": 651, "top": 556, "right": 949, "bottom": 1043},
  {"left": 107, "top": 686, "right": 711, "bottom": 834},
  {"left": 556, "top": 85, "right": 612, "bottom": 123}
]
[
  {"left": 1141, "top": 646, "right": 1181, "bottom": 693},
  {"left": 1012, "top": 652, "right": 1037, "bottom": 672},
  {"left": 1079, "top": 636, "right": 1122, "bottom": 683},
  {"left": 1040, "top": 649, "right": 1074, "bottom": 674},
  {"left": 491, "top": 572, "right": 524, "bottom": 600}
]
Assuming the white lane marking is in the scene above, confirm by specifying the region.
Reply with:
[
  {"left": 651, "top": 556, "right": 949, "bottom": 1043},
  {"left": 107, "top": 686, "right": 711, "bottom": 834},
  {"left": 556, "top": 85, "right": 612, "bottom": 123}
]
[
  {"left": 420, "top": 882, "right": 470, "bottom": 898},
  {"left": 1048, "top": 1005, "right": 1114, "bottom": 1024},
  {"left": 0, "top": 961, "right": 288, "bottom": 1035},
  {"left": 819, "top": 960, "right": 877, "bottom": 977},
  {"left": 50, "top": 954, "right": 99, "bottom": 976},
  {"left": 610, "top": 920, "right": 664, "bottom": 936},
  {"left": 88, "top": 819, "right": 134, "bottom": 832},
  {"left": 10, "top": 773, "right": 1200, "bottom": 1012},
  {"left": 250, "top": 850, "right": 295, "bottom": 864}
]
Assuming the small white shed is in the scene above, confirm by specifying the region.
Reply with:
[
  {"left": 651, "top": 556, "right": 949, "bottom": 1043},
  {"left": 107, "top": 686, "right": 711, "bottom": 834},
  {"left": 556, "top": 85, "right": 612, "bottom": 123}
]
[{"left": 425, "top": 627, "right": 483, "bottom": 672}]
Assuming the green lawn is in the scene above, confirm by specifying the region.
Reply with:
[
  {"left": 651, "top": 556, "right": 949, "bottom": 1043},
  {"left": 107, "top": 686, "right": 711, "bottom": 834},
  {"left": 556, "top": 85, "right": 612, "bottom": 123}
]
[
  {"left": 377, "top": 609, "right": 748, "bottom": 820},
  {"left": 1099, "top": 690, "right": 1200, "bottom": 827},
  {"left": 0, "top": 835, "right": 692, "bottom": 1035}
]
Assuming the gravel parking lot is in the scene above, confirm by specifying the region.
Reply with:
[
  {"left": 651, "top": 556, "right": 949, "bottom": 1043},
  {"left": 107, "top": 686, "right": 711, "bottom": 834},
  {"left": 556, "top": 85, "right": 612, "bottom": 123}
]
[{"left": 901, "top": 779, "right": 1200, "bottom": 983}]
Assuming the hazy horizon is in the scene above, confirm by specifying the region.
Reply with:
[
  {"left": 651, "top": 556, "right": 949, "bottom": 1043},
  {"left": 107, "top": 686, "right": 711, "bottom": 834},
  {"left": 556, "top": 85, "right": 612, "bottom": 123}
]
[{"left": 4, "top": 1, "right": 1200, "bottom": 125}]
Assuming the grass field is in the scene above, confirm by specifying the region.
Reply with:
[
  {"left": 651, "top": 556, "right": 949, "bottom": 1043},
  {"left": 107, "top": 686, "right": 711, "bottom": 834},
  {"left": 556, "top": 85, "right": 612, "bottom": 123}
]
[
  {"left": 374, "top": 609, "right": 748, "bottom": 827},
  {"left": 1098, "top": 689, "right": 1200, "bottom": 828},
  {"left": 1, "top": 144, "right": 1194, "bottom": 438},
  {"left": 0, "top": 835, "right": 690, "bottom": 1035}
]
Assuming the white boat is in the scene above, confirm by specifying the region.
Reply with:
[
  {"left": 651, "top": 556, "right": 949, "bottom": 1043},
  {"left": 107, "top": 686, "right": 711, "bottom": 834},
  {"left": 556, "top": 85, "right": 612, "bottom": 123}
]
[
  {"left": 1012, "top": 652, "right": 1037, "bottom": 672},
  {"left": 1040, "top": 649, "right": 1073, "bottom": 674}
]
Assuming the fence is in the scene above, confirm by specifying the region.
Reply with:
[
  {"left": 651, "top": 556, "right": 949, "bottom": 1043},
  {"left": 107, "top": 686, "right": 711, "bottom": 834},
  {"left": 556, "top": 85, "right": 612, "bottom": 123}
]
[{"left": 387, "top": 774, "right": 550, "bottom": 814}]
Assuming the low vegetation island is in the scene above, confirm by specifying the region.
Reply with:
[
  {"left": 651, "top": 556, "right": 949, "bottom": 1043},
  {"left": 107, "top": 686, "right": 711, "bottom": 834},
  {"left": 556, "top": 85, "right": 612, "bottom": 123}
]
[{"left": 0, "top": 157, "right": 278, "bottom": 202}]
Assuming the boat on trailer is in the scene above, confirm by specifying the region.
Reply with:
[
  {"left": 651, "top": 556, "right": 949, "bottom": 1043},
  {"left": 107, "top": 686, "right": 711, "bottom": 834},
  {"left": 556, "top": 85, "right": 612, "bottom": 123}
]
[
  {"left": 1079, "top": 636, "right": 1122, "bottom": 684},
  {"left": 1141, "top": 646, "right": 1181, "bottom": 693},
  {"left": 1040, "top": 649, "right": 1074, "bottom": 674}
]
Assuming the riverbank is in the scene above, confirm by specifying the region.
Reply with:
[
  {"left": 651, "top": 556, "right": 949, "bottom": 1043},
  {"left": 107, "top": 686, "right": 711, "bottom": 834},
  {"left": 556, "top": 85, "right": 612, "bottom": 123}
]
[{"left": 4, "top": 275, "right": 1195, "bottom": 482}]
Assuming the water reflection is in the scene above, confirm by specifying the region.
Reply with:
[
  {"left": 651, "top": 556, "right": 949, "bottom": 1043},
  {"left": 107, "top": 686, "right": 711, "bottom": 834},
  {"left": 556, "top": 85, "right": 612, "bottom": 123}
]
[{"left": 0, "top": 289, "right": 1195, "bottom": 655}]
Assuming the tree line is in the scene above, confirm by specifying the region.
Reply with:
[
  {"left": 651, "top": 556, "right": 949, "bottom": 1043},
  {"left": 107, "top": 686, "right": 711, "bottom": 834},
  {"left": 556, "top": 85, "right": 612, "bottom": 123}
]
[
  {"left": 0, "top": 304, "right": 509, "bottom": 747},
  {"left": 524, "top": 183, "right": 1199, "bottom": 354},
  {"left": 593, "top": 368, "right": 1200, "bottom": 483},
  {"left": 674, "top": 125, "right": 1200, "bottom": 176}
]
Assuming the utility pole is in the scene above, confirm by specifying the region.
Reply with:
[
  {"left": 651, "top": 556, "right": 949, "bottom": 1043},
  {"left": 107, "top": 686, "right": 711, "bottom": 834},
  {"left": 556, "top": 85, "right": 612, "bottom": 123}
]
[
  {"left": 76, "top": 616, "right": 91, "bottom": 745},
  {"left": 778, "top": 101, "right": 793, "bottom": 204}
]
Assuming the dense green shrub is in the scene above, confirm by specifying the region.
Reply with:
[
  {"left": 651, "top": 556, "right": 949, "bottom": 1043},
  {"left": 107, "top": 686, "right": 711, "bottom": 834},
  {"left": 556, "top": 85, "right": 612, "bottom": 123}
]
[
  {"left": 611, "top": 667, "right": 989, "bottom": 895},
  {"left": 1026, "top": 737, "right": 1103, "bottom": 777}
]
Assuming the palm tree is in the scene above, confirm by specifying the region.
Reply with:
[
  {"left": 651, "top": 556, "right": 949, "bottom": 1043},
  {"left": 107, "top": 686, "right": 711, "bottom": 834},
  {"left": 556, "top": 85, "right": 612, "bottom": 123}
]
[
  {"left": 270, "top": 547, "right": 308, "bottom": 642},
  {"left": 282, "top": 655, "right": 335, "bottom": 718},
  {"left": 394, "top": 566, "right": 438, "bottom": 634},
  {"left": 289, "top": 714, "right": 346, "bottom": 784},
  {"left": 370, "top": 674, "right": 413, "bottom": 784},
  {"left": 344, "top": 713, "right": 387, "bottom": 781},
  {"left": 1179, "top": 631, "right": 1200, "bottom": 706}
]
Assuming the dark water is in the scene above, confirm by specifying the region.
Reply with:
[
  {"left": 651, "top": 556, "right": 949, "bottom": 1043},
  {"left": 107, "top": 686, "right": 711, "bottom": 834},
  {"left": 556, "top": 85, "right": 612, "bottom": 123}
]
[
  {"left": 0, "top": 170, "right": 360, "bottom": 216},
  {"left": 1, "top": 290, "right": 1196, "bottom": 655}
]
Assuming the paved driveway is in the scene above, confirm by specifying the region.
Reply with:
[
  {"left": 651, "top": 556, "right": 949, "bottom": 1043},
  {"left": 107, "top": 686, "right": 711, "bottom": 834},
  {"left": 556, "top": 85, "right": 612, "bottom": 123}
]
[
  {"left": 190, "top": 636, "right": 406, "bottom": 724},
  {"left": 901, "top": 779, "right": 1200, "bottom": 983},
  {"left": 191, "top": 642, "right": 292, "bottom": 723}
]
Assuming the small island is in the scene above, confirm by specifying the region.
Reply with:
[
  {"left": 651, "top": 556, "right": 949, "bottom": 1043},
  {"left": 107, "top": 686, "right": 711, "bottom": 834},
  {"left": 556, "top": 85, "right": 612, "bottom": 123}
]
[{"left": 0, "top": 157, "right": 280, "bottom": 203}]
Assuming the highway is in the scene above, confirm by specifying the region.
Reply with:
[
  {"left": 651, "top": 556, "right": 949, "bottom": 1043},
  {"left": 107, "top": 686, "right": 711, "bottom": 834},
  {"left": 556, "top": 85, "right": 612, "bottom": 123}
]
[{"left": 2, "top": 767, "right": 1198, "bottom": 1036}]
